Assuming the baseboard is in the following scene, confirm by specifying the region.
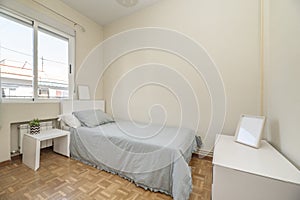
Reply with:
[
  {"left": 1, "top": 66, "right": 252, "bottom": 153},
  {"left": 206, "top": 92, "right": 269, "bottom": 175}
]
[
  {"left": 0, "top": 159, "right": 11, "bottom": 167},
  {"left": 0, "top": 154, "right": 23, "bottom": 167}
]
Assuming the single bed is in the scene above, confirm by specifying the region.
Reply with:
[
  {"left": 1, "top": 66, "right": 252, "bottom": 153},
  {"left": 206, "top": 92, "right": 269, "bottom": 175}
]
[{"left": 60, "top": 100, "right": 200, "bottom": 200}]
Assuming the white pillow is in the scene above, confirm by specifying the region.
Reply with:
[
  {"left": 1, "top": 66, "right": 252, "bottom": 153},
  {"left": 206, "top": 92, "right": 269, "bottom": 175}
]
[{"left": 58, "top": 114, "right": 81, "bottom": 128}]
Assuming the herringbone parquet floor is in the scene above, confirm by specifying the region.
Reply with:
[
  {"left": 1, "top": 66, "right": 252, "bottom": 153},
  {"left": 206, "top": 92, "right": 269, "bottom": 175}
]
[{"left": 0, "top": 149, "right": 212, "bottom": 200}]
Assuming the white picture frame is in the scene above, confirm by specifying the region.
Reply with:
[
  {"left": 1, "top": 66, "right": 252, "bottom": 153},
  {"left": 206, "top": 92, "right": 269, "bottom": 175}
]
[
  {"left": 78, "top": 85, "right": 90, "bottom": 100},
  {"left": 234, "top": 114, "right": 266, "bottom": 148}
]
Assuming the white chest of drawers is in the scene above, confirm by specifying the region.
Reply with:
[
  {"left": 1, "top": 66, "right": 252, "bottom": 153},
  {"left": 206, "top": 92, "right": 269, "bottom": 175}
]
[{"left": 212, "top": 135, "right": 300, "bottom": 200}]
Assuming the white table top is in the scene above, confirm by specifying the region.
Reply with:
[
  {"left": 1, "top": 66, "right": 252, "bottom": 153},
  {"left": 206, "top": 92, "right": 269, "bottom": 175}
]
[
  {"left": 213, "top": 135, "right": 300, "bottom": 185},
  {"left": 25, "top": 129, "right": 69, "bottom": 141}
]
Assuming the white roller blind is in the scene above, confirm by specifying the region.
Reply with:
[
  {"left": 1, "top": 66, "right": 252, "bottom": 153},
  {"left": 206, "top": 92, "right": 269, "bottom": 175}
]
[{"left": 0, "top": 0, "right": 75, "bottom": 37}]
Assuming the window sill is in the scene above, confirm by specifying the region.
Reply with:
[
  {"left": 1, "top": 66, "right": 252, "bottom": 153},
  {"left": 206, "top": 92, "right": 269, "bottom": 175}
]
[{"left": 1, "top": 99, "right": 66, "bottom": 104}]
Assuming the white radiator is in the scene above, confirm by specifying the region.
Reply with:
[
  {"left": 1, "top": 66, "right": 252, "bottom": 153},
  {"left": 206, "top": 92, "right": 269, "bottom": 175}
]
[{"left": 18, "top": 121, "right": 53, "bottom": 153}]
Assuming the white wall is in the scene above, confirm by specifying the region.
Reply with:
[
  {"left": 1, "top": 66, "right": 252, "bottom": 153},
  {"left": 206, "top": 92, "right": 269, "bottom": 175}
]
[
  {"left": 103, "top": 0, "right": 261, "bottom": 150},
  {"left": 264, "top": 0, "right": 300, "bottom": 168},
  {"left": 0, "top": 0, "right": 103, "bottom": 162}
]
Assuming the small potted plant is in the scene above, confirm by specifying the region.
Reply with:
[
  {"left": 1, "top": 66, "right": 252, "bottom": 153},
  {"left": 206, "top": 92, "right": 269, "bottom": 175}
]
[{"left": 29, "top": 118, "right": 40, "bottom": 134}]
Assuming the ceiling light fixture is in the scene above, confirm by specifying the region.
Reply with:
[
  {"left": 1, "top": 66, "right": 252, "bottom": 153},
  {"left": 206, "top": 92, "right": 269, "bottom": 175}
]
[{"left": 116, "top": 0, "right": 139, "bottom": 7}]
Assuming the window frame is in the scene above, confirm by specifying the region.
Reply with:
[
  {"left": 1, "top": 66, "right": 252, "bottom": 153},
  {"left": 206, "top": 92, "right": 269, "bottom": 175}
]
[{"left": 0, "top": 9, "right": 75, "bottom": 103}]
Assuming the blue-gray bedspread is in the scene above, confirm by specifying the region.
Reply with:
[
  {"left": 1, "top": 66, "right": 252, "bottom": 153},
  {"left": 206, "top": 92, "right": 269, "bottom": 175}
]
[{"left": 70, "top": 120, "right": 199, "bottom": 200}]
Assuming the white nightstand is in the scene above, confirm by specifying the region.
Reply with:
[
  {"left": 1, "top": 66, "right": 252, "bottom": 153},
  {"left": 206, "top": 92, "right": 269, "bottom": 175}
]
[{"left": 22, "top": 129, "right": 70, "bottom": 171}]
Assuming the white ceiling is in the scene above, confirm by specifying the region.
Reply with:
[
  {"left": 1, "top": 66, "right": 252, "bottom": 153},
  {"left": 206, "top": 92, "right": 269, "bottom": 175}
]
[{"left": 61, "top": 0, "right": 161, "bottom": 26}]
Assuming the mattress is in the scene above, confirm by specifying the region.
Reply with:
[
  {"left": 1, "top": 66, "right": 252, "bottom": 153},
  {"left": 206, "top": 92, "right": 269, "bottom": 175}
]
[{"left": 70, "top": 120, "right": 199, "bottom": 200}]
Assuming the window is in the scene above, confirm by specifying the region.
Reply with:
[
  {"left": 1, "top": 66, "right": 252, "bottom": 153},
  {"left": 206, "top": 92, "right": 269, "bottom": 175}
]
[
  {"left": 0, "top": 14, "right": 33, "bottom": 99},
  {"left": 38, "top": 28, "right": 69, "bottom": 99},
  {"left": 0, "top": 11, "right": 74, "bottom": 101}
]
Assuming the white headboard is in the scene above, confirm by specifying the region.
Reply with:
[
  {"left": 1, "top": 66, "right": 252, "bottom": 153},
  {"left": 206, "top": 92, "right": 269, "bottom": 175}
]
[{"left": 60, "top": 100, "right": 105, "bottom": 115}]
